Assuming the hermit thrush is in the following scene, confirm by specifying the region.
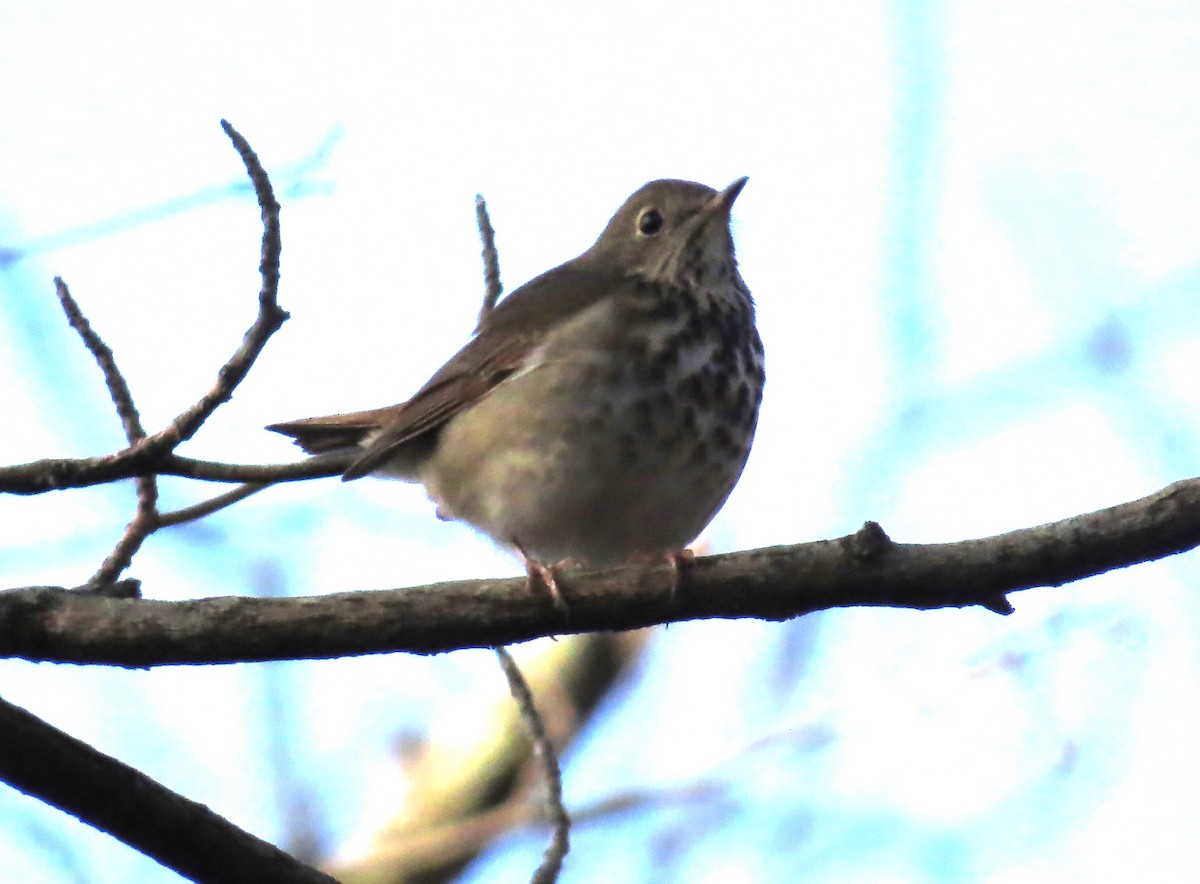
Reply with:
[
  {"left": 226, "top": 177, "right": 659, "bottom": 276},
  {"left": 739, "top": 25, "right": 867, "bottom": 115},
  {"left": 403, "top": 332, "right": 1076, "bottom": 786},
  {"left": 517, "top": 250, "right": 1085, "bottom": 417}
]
[{"left": 269, "top": 178, "right": 764, "bottom": 582}]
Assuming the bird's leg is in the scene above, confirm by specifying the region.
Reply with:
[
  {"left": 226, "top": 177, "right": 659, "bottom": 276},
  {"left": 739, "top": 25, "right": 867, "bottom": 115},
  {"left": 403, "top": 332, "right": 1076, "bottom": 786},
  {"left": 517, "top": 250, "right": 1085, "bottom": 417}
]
[
  {"left": 513, "top": 538, "right": 569, "bottom": 616},
  {"left": 527, "top": 559, "right": 567, "bottom": 612},
  {"left": 630, "top": 547, "right": 695, "bottom": 599},
  {"left": 665, "top": 547, "right": 695, "bottom": 599}
]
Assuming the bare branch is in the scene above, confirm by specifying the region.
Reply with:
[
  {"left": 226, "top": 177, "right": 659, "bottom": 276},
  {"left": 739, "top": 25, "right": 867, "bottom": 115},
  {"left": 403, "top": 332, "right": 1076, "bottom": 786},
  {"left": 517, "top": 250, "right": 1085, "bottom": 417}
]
[
  {"left": 54, "top": 276, "right": 162, "bottom": 583},
  {"left": 91, "top": 477, "right": 159, "bottom": 584},
  {"left": 495, "top": 648, "right": 570, "bottom": 883},
  {"left": 0, "top": 123, "right": 340, "bottom": 882},
  {"left": 158, "top": 482, "right": 269, "bottom": 528},
  {"left": 0, "top": 120, "right": 289, "bottom": 501},
  {"left": 1, "top": 477, "right": 1197, "bottom": 667},
  {"left": 145, "top": 119, "right": 287, "bottom": 449},
  {"left": 54, "top": 278, "right": 148, "bottom": 442},
  {"left": 0, "top": 693, "right": 335, "bottom": 883},
  {"left": 0, "top": 451, "right": 349, "bottom": 496},
  {"left": 475, "top": 193, "right": 502, "bottom": 325},
  {"left": 329, "top": 633, "right": 635, "bottom": 881},
  {"left": 162, "top": 452, "right": 350, "bottom": 483}
]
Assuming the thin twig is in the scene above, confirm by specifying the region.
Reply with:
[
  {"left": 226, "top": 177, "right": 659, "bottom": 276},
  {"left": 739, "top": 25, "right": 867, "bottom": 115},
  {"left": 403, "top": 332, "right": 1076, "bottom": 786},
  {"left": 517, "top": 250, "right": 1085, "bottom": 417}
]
[
  {"left": 44, "top": 121, "right": 289, "bottom": 581},
  {"left": 495, "top": 647, "right": 570, "bottom": 884},
  {"left": 162, "top": 452, "right": 350, "bottom": 484},
  {"left": 0, "top": 122, "right": 326, "bottom": 884},
  {"left": 48, "top": 120, "right": 287, "bottom": 481},
  {"left": 143, "top": 119, "right": 287, "bottom": 451},
  {"left": 476, "top": 193, "right": 502, "bottom": 326},
  {"left": 91, "top": 478, "right": 160, "bottom": 584},
  {"left": 98, "top": 118, "right": 286, "bottom": 576},
  {"left": 477, "top": 194, "right": 567, "bottom": 881},
  {"left": 54, "top": 278, "right": 148, "bottom": 442},
  {"left": 6, "top": 125, "right": 339, "bottom": 265},
  {"left": 53, "top": 277, "right": 161, "bottom": 584},
  {"left": 158, "top": 483, "right": 269, "bottom": 528},
  {"left": 0, "top": 450, "right": 349, "bottom": 495},
  {"left": 0, "top": 692, "right": 335, "bottom": 883},
  {"left": 0, "top": 122, "right": 307, "bottom": 503}
]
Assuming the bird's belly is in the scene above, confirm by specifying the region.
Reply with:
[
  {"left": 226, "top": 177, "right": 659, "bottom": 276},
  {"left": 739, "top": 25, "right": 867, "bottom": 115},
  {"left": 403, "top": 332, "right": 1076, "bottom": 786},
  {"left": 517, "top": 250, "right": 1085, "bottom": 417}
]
[{"left": 420, "top": 350, "right": 759, "bottom": 566}]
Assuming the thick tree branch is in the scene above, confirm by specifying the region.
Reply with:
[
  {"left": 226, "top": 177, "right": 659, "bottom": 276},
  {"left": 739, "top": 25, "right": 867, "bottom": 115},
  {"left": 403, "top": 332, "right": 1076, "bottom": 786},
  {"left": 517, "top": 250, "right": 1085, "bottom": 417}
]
[
  {"left": 1, "top": 477, "right": 1196, "bottom": 667},
  {"left": 0, "top": 693, "right": 335, "bottom": 883}
]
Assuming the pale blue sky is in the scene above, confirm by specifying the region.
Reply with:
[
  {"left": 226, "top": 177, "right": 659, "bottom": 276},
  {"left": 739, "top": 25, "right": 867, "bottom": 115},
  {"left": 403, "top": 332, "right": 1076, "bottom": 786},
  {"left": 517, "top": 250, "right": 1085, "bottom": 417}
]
[{"left": 2, "top": 2, "right": 1200, "bottom": 881}]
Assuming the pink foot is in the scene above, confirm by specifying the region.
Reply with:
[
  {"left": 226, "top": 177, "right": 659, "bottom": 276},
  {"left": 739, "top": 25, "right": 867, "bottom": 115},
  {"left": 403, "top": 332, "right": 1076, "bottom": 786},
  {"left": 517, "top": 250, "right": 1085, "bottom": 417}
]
[
  {"left": 631, "top": 548, "right": 695, "bottom": 599},
  {"left": 513, "top": 539, "right": 569, "bottom": 615},
  {"left": 666, "top": 548, "right": 695, "bottom": 598}
]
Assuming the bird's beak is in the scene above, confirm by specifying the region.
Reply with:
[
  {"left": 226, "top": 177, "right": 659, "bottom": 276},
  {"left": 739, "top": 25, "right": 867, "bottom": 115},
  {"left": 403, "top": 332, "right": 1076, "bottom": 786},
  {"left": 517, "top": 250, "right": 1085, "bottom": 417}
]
[{"left": 702, "top": 176, "right": 749, "bottom": 219}]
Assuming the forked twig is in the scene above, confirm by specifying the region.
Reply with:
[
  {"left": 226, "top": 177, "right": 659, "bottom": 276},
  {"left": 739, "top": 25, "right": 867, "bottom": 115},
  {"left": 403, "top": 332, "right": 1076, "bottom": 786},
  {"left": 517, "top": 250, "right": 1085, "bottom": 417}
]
[
  {"left": 40, "top": 121, "right": 291, "bottom": 583},
  {"left": 54, "top": 277, "right": 160, "bottom": 584},
  {"left": 143, "top": 120, "right": 288, "bottom": 453}
]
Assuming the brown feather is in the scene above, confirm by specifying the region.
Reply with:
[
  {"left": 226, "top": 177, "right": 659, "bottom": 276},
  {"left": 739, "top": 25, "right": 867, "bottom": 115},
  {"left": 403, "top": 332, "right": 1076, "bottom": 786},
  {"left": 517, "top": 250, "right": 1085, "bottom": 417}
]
[
  {"left": 269, "top": 204, "right": 660, "bottom": 480},
  {"left": 338, "top": 260, "right": 627, "bottom": 480},
  {"left": 266, "top": 405, "right": 404, "bottom": 455}
]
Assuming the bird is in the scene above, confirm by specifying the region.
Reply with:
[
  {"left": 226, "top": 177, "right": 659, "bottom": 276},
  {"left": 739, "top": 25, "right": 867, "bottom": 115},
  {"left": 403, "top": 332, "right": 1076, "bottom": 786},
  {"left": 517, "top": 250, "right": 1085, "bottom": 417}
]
[{"left": 268, "top": 178, "right": 764, "bottom": 602}]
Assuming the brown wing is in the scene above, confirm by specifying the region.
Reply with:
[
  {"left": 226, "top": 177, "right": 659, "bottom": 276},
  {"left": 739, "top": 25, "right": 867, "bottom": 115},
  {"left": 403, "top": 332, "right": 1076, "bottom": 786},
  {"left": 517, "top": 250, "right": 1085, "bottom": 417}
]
[
  {"left": 338, "top": 333, "right": 534, "bottom": 479},
  {"left": 269, "top": 255, "right": 625, "bottom": 481}
]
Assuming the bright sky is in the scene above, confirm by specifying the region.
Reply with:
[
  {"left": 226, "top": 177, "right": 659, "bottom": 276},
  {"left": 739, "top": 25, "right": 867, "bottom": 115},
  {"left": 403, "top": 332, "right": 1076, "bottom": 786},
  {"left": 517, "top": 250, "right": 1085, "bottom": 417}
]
[{"left": 2, "top": 2, "right": 1200, "bottom": 882}]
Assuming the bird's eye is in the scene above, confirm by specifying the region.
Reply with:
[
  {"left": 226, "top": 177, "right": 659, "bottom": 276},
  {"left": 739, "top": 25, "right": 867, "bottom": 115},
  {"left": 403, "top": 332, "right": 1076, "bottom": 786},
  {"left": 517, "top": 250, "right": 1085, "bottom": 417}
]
[{"left": 637, "top": 207, "right": 664, "bottom": 236}]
